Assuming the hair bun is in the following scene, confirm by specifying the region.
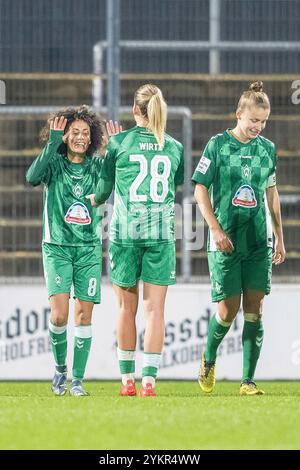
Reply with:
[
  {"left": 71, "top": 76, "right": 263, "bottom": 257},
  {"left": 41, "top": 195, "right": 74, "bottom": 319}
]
[{"left": 249, "top": 81, "right": 264, "bottom": 92}]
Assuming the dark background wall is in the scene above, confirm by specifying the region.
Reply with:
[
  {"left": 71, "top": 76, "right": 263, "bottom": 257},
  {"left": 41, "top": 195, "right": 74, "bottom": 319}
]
[{"left": 0, "top": 0, "right": 299, "bottom": 73}]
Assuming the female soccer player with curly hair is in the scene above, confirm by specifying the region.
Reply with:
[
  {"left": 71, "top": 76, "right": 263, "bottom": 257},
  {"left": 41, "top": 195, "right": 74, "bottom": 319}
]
[{"left": 27, "top": 105, "right": 119, "bottom": 396}]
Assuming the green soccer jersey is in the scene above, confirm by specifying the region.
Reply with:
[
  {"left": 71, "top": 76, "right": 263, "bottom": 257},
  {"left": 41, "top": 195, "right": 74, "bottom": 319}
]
[
  {"left": 192, "top": 130, "right": 277, "bottom": 252},
  {"left": 26, "top": 129, "right": 103, "bottom": 246},
  {"left": 94, "top": 126, "right": 184, "bottom": 246}
]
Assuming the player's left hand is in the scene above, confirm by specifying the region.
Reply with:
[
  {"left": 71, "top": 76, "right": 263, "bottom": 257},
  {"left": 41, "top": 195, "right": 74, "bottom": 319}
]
[
  {"left": 85, "top": 194, "right": 98, "bottom": 207},
  {"left": 272, "top": 238, "right": 286, "bottom": 265}
]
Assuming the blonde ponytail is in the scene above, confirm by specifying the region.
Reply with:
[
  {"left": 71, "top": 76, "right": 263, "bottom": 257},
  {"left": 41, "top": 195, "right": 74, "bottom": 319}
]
[
  {"left": 134, "top": 84, "right": 167, "bottom": 147},
  {"left": 237, "top": 81, "right": 270, "bottom": 113}
]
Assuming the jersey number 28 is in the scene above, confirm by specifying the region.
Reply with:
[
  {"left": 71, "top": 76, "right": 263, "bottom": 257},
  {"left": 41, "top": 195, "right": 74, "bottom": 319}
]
[{"left": 129, "top": 154, "right": 171, "bottom": 203}]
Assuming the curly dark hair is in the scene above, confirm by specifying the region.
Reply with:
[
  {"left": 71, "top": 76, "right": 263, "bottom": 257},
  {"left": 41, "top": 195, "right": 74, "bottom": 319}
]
[{"left": 40, "top": 105, "right": 104, "bottom": 157}]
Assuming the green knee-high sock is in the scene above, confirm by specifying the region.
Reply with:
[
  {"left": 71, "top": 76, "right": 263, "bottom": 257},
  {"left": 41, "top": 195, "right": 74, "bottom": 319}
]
[
  {"left": 242, "top": 314, "right": 264, "bottom": 382},
  {"left": 72, "top": 325, "right": 92, "bottom": 381},
  {"left": 49, "top": 321, "right": 67, "bottom": 366},
  {"left": 205, "top": 313, "right": 232, "bottom": 362}
]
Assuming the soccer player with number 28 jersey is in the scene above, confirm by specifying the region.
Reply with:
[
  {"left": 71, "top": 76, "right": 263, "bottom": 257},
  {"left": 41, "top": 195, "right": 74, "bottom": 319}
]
[
  {"left": 26, "top": 106, "right": 119, "bottom": 396},
  {"left": 192, "top": 82, "right": 285, "bottom": 396},
  {"left": 87, "top": 84, "right": 184, "bottom": 397}
]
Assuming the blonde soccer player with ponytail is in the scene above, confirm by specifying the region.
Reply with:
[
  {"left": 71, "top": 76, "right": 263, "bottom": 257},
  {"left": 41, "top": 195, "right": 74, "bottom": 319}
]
[
  {"left": 192, "top": 81, "right": 285, "bottom": 396},
  {"left": 87, "top": 84, "right": 184, "bottom": 396}
]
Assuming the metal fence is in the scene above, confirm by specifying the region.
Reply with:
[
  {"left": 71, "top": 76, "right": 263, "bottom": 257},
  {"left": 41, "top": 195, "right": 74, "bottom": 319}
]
[
  {"left": 1, "top": 74, "right": 299, "bottom": 280},
  {"left": 0, "top": 0, "right": 299, "bottom": 281},
  {"left": 1, "top": 0, "right": 300, "bottom": 73}
]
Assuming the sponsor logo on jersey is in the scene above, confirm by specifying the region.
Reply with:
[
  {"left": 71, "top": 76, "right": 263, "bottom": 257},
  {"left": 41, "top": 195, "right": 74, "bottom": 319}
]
[
  {"left": 64, "top": 202, "right": 91, "bottom": 225},
  {"left": 196, "top": 155, "right": 211, "bottom": 174},
  {"left": 232, "top": 185, "right": 257, "bottom": 208},
  {"left": 239, "top": 155, "right": 255, "bottom": 159}
]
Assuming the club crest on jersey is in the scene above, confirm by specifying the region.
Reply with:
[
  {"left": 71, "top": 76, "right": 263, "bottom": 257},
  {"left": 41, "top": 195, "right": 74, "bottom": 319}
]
[
  {"left": 242, "top": 164, "right": 251, "bottom": 180},
  {"left": 232, "top": 185, "right": 257, "bottom": 208},
  {"left": 64, "top": 202, "right": 91, "bottom": 225},
  {"left": 73, "top": 183, "right": 83, "bottom": 198}
]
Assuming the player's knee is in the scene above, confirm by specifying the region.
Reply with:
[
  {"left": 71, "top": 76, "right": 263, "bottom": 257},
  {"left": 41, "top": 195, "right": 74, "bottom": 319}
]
[
  {"left": 243, "top": 298, "right": 263, "bottom": 315},
  {"left": 218, "top": 297, "right": 240, "bottom": 322},
  {"left": 76, "top": 310, "right": 92, "bottom": 325},
  {"left": 218, "top": 306, "right": 239, "bottom": 323},
  {"left": 50, "top": 312, "right": 67, "bottom": 327},
  {"left": 119, "top": 306, "right": 136, "bottom": 318},
  {"left": 218, "top": 311, "right": 234, "bottom": 323}
]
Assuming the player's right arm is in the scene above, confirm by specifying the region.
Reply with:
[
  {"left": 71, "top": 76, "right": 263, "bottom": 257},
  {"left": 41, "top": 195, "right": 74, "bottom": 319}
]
[
  {"left": 86, "top": 124, "right": 122, "bottom": 207},
  {"left": 26, "top": 116, "right": 67, "bottom": 186},
  {"left": 93, "top": 138, "right": 117, "bottom": 205},
  {"left": 192, "top": 138, "right": 234, "bottom": 253}
]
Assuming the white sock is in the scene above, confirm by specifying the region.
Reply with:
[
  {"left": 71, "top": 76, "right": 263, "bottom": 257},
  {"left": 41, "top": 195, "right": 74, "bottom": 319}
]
[
  {"left": 122, "top": 373, "right": 135, "bottom": 385},
  {"left": 142, "top": 376, "right": 155, "bottom": 387}
]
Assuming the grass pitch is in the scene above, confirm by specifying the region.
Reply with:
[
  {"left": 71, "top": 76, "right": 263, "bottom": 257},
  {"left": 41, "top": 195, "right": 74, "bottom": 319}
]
[{"left": 0, "top": 381, "right": 299, "bottom": 450}]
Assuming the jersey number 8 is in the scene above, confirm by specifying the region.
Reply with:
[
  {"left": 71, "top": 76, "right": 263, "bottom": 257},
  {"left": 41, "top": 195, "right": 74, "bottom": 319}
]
[
  {"left": 87, "top": 277, "right": 97, "bottom": 296},
  {"left": 129, "top": 154, "right": 171, "bottom": 203}
]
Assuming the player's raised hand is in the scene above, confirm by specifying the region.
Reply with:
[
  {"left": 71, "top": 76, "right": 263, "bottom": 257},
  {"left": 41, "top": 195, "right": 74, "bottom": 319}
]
[
  {"left": 50, "top": 116, "right": 68, "bottom": 132},
  {"left": 85, "top": 194, "right": 98, "bottom": 207},
  {"left": 106, "top": 120, "right": 122, "bottom": 136},
  {"left": 102, "top": 120, "right": 123, "bottom": 150}
]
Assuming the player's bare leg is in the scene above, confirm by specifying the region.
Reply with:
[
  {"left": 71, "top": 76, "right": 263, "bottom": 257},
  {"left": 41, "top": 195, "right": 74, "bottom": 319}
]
[
  {"left": 114, "top": 284, "right": 139, "bottom": 396},
  {"left": 140, "top": 283, "right": 168, "bottom": 397}
]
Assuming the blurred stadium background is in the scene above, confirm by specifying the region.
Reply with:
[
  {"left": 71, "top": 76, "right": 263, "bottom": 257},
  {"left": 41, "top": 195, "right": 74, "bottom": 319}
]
[{"left": 1, "top": 0, "right": 299, "bottom": 282}]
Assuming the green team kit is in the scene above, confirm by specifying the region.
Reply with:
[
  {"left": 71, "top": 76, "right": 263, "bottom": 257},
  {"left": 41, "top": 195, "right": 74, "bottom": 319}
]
[
  {"left": 94, "top": 126, "right": 184, "bottom": 286},
  {"left": 26, "top": 129, "right": 102, "bottom": 302},
  {"left": 192, "top": 130, "right": 277, "bottom": 301}
]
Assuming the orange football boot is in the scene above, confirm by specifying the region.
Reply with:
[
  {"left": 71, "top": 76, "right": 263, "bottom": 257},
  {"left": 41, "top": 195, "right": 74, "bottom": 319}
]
[{"left": 119, "top": 379, "right": 137, "bottom": 396}]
